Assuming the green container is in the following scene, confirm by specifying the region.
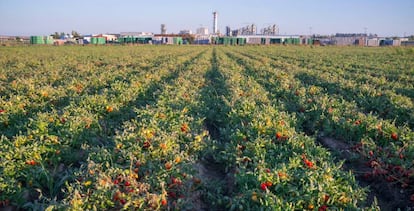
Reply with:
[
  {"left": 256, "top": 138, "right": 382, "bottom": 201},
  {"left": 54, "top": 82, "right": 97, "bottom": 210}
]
[
  {"left": 91, "top": 37, "right": 105, "bottom": 44},
  {"left": 173, "top": 37, "right": 183, "bottom": 45},
  {"left": 44, "top": 36, "right": 54, "bottom": 45},
  {"left": 307, "top": 39, "right": 313, "bottom": 45},
  {"left": 237, "top": 38, "right": 246, "bottom": 45},
  {"left": 292, "top": 38, "right": 300, "bottom": 44},
  {"left": 90, "top": 37, "right": 96, "bottom": 44},
  {"left": 284, "top": 38, "right": 293, "bottom": 44},
  {"left": 98, "top": 37, "right": 106, "bottom": 44},
  {"left": 30, "top": 36, "right": 45, "bottom": 44},
  {"left": 270, "top": 38, "right": 281, "bottom": 44}
]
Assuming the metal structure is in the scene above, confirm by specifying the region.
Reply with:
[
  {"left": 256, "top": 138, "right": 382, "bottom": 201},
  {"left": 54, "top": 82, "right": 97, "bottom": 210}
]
[
  {"left": 231, "top": 24, "right": 257, "bottom": 36},
  {"left": 260, "top": 25, "right": 279, "bottom": 35},
  {"left": 161, "top": 24, "right": 166, "bottom": 34}
]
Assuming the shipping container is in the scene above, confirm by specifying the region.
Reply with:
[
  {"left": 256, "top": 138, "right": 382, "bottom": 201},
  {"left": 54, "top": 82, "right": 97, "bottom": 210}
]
[
  {"left": 284, "top": 38, "right": 293, "bottom": 44},
  {"left": 247, "top": 37, "right": 261, "bottom": 45},
  {"left": 30, "top": 36, "right": 45, "bottom": 44},
  {"left": 173, "top": 37, "right": 183, "bottom": 45},
  {"left": 292, "top": 38, "right": 300, "bottom": 44},
  {"left": 90, "top": 37, "right": 106, "bottom": 45},
  {"left": 237, "top": 38, "right": 246, "bottom": 45},
  {"left": 270, "top": 38, "right": 281, "bottom": 44}
]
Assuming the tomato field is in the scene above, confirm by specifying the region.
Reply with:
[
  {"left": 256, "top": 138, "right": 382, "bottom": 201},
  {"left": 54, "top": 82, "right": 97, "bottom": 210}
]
[{"left": 1, "top": 45, "right": 414, "bottom": 210}]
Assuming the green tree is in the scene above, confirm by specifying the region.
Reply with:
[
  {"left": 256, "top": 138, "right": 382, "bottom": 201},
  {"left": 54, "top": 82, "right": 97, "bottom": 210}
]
[{"left": 51, "top": 32, "right": 60, "bottom": 39}]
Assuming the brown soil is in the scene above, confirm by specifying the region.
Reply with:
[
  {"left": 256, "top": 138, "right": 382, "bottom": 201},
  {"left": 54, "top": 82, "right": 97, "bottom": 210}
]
[
  {"left": 318, "top": 137, "right": 414, "bottom": 210},
  {"left": 190, "top": 158, "right": 234, "bottom": 211}
]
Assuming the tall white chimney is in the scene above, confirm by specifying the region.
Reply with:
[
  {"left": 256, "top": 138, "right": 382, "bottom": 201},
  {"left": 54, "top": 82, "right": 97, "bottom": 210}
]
[{"left": 213, "top": 11, "right": 218, "bottom": 34}]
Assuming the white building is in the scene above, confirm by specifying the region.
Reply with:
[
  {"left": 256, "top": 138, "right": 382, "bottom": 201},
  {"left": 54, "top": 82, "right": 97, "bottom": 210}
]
[{"left": 196, "top": 27, "right": 209, "bottom": 36}]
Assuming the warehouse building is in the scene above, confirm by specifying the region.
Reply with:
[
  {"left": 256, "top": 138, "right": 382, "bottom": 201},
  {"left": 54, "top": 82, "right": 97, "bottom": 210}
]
[{"left": 234, "top": 35, "right": 302, "bottom": 45}]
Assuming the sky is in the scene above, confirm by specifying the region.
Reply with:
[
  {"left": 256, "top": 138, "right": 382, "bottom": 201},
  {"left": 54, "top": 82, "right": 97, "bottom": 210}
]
[{"left": 1, "top": 0, "right": 413, "bottom": 37}]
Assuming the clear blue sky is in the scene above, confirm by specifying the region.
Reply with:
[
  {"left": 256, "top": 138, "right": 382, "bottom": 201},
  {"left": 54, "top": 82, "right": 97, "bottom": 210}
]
[{"left": 1, "top": 0, "right": 413, "bottom": 37}]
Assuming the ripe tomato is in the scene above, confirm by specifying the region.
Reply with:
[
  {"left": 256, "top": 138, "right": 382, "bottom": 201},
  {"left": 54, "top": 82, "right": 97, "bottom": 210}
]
[
  {"left": 161, "top": 199, "right": 167, "bottom": 206},
  {"left": 276, "top": 132, "right": 282, "bottom": 139},
  {"left": 265, "top": 181, "right": 272, "bottom": 187},
  {"left": 391, "top": 132, "right": 398, "bottom": 140},
  {"left": 303, "top": 159, "right": 314, "bottom": 168},
  {"left": 124, "top": 181, "right": 131, "bottom": 187},
  {"left": 160, "top": 143, "right": 167, "bottom": 150},
  {"left": 181, "top": 123, "right": 189, "bottom": 132},
  {"left": 323, "top": 195, "right": 330, "bottom": 202},
  {"left": 318, "top": 205, "right": 328, "bottom": 211},
  {"left": 368, "top": 151, "right": 374, "bottom": 157},
  {"left": 260, "top": 183, "right": 267, "bottom": 191},
  {"left": 106, "top": 106, "right": 113, "bottom": 113},
  {"left": 165, "top": 162, "right": 172, "bottom": 170},
  {"left": 26, "top": 160, "right": 36, "bottom": 165},
  {"left": 143, "top": 141, "right": 151, "bottom": 149}
]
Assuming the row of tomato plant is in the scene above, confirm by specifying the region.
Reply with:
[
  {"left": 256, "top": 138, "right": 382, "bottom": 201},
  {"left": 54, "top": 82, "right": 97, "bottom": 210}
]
[
  {"left": 222, "top": 46, "right": 414, "bottom": 205},
  {"left": 199, "top": 48, "right": 373, "bottom": 210},
  {"left": 250, "top": 46, "right": 414, "bottom": 128},
  {"left": 1, "top": 45, "right": 412, "bottom": 210},
  {"left": 0, "top": 46, "right": 209, "bottom": 209}
]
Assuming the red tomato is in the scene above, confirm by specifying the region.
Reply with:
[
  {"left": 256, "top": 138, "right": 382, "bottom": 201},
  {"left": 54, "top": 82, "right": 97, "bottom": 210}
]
[
  {"left": 391, "top": 132, "right": 398, "bottom": 140},
  {"left": 276, "top": 132, "right": 282, "bottom": 139},
  {"left": 260, "top": 183, "right": 267, "bottom": 191}
]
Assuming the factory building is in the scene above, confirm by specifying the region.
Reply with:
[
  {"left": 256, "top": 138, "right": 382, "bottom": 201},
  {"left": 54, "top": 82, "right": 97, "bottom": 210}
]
[{"left": 196, "top": 27, "right": 209, "bottom": 36}]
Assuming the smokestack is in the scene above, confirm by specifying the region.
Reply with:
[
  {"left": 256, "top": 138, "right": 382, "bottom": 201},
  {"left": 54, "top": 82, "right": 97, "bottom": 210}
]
[
  {"left": 213, "top": 11, "right": 218, "bottom": 34},
  {"left": 161, "top": 24, "right": 166, "bottom": 34}
]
